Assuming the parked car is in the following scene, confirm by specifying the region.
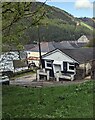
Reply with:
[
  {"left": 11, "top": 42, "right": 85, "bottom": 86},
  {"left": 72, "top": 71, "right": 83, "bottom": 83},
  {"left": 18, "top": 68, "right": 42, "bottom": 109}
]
[{"left": 0, "top": 75, "right": 10, "bottom": 85}]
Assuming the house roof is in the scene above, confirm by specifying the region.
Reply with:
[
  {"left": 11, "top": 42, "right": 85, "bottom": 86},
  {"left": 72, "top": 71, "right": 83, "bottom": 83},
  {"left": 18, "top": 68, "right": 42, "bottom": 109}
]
[
  {"left": 28, "top": 41, "right": 83, "bottom": 52},
  {"left": 24, "top": 44, "right": 36, "bottom": 51},
  {"left": 27, "top": 39, "right": 89, "bottom": 52},
  {"left": 58, "top": 41, "right": 75, "bottom": 49},
  {"left": 61, "top": 48, "right": 93, "bottom": 63},
  {"left": 29, "top": 42, "right": 55, "bottom": 52},
  {"left": 42, "top": 48, "right": 94, "bottom": 64}
]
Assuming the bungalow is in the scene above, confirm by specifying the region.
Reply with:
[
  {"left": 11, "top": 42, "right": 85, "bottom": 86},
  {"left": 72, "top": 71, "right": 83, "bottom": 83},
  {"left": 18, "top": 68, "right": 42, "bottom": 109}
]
[
  {"left": 37, "top": 48, "right": 93, "bottom": 81},
  {"left": 26, "top": 37, "right": 90, "bottom": 67}
]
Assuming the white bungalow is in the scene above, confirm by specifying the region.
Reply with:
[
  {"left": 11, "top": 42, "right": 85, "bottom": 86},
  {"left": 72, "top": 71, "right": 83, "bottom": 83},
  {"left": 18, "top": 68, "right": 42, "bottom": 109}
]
[{"left": 38, "top": 48, "right": 93, "bottom": 81}]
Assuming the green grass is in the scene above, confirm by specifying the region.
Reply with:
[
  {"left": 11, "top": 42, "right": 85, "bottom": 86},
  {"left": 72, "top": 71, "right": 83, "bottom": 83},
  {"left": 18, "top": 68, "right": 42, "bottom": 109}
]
[
  {"left": 80, "top": 22, "right": 93, "bottom": 31},
  {"left": 2, "top": 80, "right": 94, "bottom": 119}
]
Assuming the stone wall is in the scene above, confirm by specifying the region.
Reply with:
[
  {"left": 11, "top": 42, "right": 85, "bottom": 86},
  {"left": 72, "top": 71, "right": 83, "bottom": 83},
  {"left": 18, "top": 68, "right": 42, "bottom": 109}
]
[
  {"left": 91, "top": 69, "right": 95, "bottom": 79},
  {"left": 75, "top": 67, "right": 86, "bottom": 80},
  {"left": 91, "top": 60, "right": 95, "bottom": 79}
]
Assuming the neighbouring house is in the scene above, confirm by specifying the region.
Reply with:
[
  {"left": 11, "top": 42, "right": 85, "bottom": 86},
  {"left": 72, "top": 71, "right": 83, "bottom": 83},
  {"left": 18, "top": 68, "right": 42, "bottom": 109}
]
[
  {"left": 37, "top": 48, "right": 93, "bottom": 81},
  {"left": 27, "top": 51, "right": 45, "bottom": 67},
  {"left": 26, "top": 42, "right": 55, "bottom": 67},
  {"left": 68, "top": 35, "right": 90, "bottom": 48},
  {"left": 77, "top": 35, "right": 89, "bottom": 43}
]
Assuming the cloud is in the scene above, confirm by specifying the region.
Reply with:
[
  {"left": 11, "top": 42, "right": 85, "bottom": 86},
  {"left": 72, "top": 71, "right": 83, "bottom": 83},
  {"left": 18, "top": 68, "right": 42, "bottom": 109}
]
[{"left": 75, "top": 0, "right": 93, "bottom": 9}]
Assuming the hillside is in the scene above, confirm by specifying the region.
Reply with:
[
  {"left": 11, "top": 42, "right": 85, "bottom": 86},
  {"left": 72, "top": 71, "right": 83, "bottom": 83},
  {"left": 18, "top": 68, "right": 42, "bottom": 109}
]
[
  {"left": 24, "top": 3, "right": 93, "bottom": 44},
  {"left": 79, "top": 17, "right": 95, "bottom": 29},
  {"left": 2, "top": 2, "right": 94, "bottom": 51},
  {"left": 78, "top": 17, "right": 95, "bottom": 47}
]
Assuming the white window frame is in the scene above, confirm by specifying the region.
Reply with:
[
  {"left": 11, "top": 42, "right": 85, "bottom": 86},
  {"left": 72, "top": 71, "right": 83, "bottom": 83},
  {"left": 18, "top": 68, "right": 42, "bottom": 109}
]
[
  {"left": 67, "top": 63, "right": 75, "bottom": 72},
  {"left": 45, "top": 60, "right": 52, "bottom": 69}
]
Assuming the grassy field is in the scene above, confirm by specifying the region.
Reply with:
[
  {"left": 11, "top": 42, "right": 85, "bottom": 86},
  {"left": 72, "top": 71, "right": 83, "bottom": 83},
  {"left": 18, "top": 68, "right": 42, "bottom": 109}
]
[{"left": 2, "top": 80, "right": 94, "bottom": 119}]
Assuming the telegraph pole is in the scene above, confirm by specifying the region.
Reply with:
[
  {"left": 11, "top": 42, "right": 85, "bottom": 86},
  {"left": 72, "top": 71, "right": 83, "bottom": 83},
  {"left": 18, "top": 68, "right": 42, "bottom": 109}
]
[{"left": 38, "top": 25, "right": 42, "bottom": 68}]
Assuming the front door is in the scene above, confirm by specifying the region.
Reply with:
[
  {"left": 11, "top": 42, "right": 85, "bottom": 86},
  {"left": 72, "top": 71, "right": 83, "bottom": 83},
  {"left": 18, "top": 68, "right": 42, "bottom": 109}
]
[{"left": 54, "top": 64, "right": 61, "bottom": 74}]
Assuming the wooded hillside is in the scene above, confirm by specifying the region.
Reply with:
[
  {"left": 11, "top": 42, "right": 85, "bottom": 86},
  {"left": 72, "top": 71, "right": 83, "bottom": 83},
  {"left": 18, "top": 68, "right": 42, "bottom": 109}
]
[{"left": 2, "top": 2, "right": 94, "bottom": 51}]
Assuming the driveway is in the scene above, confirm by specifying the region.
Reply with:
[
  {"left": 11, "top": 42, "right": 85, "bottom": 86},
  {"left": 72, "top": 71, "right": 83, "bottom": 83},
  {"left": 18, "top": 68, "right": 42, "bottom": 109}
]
[
  {"left": 10, "top": 73, "right": 90, "bottom": 87},
  {"left": 10, "top": 73, "right": 36, "bottom": 86}
]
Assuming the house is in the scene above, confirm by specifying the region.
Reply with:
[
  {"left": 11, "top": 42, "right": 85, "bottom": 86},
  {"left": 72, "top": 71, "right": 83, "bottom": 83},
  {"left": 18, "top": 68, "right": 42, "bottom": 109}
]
[
  {"left": 37, "top": 48, "right": 93, "bottom": 81},
  {"left": 77, "top": 35, "right": 89, "bottom": 43},
  {"left": 26, "top": 42, "right": 55, "bottom": 66},
  {"left": 25, "top": 37, "right": 90, "bottom": 67},
  {"left": 27, "top": 51, "right": 45, "bottom": 67}
]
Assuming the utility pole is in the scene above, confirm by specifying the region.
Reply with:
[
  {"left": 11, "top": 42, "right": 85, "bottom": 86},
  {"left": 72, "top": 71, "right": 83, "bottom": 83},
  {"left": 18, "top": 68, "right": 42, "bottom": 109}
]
[{"left": 38, "top": 25, "right": 42, "bottom": 69}]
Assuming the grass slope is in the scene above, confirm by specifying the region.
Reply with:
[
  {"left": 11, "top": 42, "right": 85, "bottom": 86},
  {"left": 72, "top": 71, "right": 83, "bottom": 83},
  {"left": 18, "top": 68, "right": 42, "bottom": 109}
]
[
  {"left": 80, "top": 21, "right": 93, "bottom": 31},
  {"left": 2, "top": 80, "right": 94, "bottom": 119}
]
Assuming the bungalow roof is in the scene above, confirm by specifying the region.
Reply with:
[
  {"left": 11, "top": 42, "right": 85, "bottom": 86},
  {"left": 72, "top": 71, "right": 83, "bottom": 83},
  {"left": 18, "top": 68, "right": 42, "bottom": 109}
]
[
  {"left": 42, "top": 48, "right": 94, "bottom": 64},
  {"left": 61, "top": 48, "right": 93, "bottom": 63}
]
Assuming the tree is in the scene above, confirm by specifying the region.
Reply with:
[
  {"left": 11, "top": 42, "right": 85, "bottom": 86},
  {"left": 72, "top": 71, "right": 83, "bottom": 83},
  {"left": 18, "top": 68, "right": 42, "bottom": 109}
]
[{"left": 2, "top": 1, "right": 47, "bottom": 51}]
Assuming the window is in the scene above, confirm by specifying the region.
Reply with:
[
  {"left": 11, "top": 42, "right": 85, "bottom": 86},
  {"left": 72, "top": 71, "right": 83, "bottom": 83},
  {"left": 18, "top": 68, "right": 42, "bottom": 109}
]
[
  {"left": 45, "top": 60, "right": 52, "bottom": 69},
  {"left": 69, "top": 66, "right": 74, "bottom": 70},
  {"left": 68, "top": 63, "right": 75, "bottom": 72},
  {"left": 47, "top": 63, "right": 52, "bottom": 67}
]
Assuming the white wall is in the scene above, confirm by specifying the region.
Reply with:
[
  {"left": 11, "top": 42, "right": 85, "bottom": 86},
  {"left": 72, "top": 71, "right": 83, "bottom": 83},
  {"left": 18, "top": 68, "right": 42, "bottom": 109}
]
[
  {"left": 43, "top": 50, "right": 77, "bottom": 63},
  {"left": 43, "top": 49, "right": 78, "bottom": 76}
]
